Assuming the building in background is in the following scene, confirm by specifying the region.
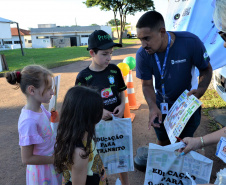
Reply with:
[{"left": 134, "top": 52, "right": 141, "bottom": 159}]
[
  {"left": 1, "top": 28, "right": 31, "bottom": 49},
  {"left": 0, "top": 17, "right": 12, "bottom": 50},
  {"left": 38, "top": 24, "right": 56, "bottom": 28},
  {"left": 30, "top": 25, "right": 111, "bottom": 48}
]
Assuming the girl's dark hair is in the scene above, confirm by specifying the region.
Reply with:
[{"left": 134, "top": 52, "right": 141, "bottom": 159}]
[
  {"left": 5, "top": 65, "right": 53, "bottom": 95},
  {"left": 136, "top": 11, "right": 165, "bottom": 31},
  {"left": 54, "top": 86, "right": 103, "bottom": 173}
]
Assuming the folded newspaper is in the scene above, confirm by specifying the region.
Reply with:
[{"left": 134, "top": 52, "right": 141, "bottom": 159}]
[
  {"left": 144, "top": 142, "right": 213, "bottom": 185},
  {"left": 164, "top": 90, "right": 202, "bottom": 144}
]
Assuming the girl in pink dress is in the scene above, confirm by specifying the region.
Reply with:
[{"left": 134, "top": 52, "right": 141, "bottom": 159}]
[{"left": 5, "top": 65, "right": 62, "bottom": 185}]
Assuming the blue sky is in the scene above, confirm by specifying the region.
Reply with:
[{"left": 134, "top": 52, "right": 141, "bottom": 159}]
[{"left": 1, "top": 0, "right": 168, "bottom": 30}]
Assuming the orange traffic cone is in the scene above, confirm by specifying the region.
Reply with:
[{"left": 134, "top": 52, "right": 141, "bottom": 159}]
[
  {"left": 126, "top": 70, "right": 141, "bottom": 110},
  {"left": 124, "top": 89, "right": 135, "bottom": 122}
]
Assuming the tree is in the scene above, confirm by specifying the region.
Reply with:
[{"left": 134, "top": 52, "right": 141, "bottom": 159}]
[
  {"left": 107, "top": 19, "right": 129, "bottom": 26},
  {"left": 107, "top": 19, "right": 120, "bottom": 26},
  {"left": 90, "top": 23, "right": 99, "bottom": 26},
  {"left": 83, "top": 0, "right": 155, "bottom": 44}
]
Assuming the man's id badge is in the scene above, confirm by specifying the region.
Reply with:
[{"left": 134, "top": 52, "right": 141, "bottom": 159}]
[
  {"left": 216, "top": 137, "right": 226, "bottom": 163},
  {"left": 160, "top": 102, "right": 168, "bottom": 114}
]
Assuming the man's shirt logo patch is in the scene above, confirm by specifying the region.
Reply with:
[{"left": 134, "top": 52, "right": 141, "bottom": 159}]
[
  {"left": 203, "top": 51, "right": 209, "bottom": 60},
  {"left": 171, "top": 59, "right": 186, "bottom": 65}
]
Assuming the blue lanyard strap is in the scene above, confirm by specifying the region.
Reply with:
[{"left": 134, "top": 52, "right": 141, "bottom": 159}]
[{"left": 154, "top": 32, "right": 171, "bottom": 102}]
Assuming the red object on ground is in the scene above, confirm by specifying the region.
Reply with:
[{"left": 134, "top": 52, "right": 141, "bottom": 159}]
[{"left": 51, "top": 110, "right": 59, "bottom": 123}]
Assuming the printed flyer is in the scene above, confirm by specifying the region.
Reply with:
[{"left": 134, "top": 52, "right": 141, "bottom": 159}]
[
  {"left": 215, "top": 137, "right": 226, "bottom": 163},
  {"left": 164, "top": 90, "right": 202, "bottom": 144}
]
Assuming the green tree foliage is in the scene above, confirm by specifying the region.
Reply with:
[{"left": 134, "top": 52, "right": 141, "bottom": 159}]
[
  {"left": 90, "top": 23, "right": 99, "bottom": 26},
  {"left": 107, "top": 19, "right": 120, "bottom": 26},
  {"left": 83, "top": 0, "right": 155, "bottom": 44},
  {"left": 107, "top": 19, "right": 129, "bottom": 26}
]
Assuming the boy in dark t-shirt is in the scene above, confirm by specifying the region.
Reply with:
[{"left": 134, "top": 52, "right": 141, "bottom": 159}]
[
  {"left": 75, "top": 30, "right": 129, "bottom": 185},
  {"left": 76, "top": 64, "right": 126, "bottom": 113}
]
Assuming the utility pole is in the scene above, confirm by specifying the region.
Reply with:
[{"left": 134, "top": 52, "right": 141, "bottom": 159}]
[
  {"left": 16, "top": 22, "right": 24, "bottom": 56},
  {"left": 75, "top": 17, "right": 77, "bottom": 26}
]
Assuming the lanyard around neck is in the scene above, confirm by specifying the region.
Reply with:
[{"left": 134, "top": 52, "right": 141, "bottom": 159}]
[{"left": 154, "top": 32, "right": 171, "bottom": 102}]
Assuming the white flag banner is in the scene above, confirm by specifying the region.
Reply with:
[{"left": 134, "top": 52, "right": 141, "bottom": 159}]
[
  {"left": 165, "top": 0, "right": 226, "bottom": 71},
  {"left": 49, "top": 75, "right": 61, "bottom": 137},
  {"left": 49, "top": 75, "right": 61, "bottom": 112},
  {"left": 166, "top": 0, "right": 196, "bottom": 31}
]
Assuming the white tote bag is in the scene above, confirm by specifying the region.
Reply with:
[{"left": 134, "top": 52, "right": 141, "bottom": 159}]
[
  {"left": 144, "top": 142, "right": 213, "bottom": 185},
  {"left": 95, "top": 115, "right": 134, "bottom": 175}
]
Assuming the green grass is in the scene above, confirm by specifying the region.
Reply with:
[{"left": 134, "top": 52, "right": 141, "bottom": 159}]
[
  {"left": 0, "top": 46, "right": 90, "bottom": 73},
  {"left": 200, "top": 89, "right": 226, "bottom": 131},
  {"left": 111, "top": 27, "right": 117, "bottom": 32},
  {"left": 111, "top": 26, "right": 130, "bottom": 32},
  {"left": 200, "top": 89, "right": 226, "bottom": 110},
  {"left": 0, "top": 39, "right": 140, "bottom": 74},
  {"left": 114, "top": 38, "right": 140, "bottom": 46}
]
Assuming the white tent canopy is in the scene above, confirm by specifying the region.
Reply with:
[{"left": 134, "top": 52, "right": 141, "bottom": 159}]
[
  {"left": 0, "top": 17, "right": 13, "bottom": 39},
  {"left": 165, "top": 0, "right": 226, "bottom": 71},
  {"left": 0, "top": 17, "right": 13, "bottom": 23},
  {"left": 0, "top": 17, "right": 24, "bottom": 56}
]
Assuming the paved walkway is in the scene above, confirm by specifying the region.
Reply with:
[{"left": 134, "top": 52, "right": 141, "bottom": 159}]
[
  {"left": 0, "top": 43, "right": 224, "bottom": 184},
  {"left": 0, "top": 44, "right": 152, "bottom": 185}
]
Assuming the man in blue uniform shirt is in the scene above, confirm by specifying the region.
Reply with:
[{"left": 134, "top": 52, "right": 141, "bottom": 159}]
[{"left": 136, "top": 11, "right": 213, "bottom": 146}]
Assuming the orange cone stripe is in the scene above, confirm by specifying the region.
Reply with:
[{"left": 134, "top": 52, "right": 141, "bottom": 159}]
[
  {"left": 128, "top": 94, "right": 137, "bottom": 104},
  {"left": 125, "top": 96, "right": 129, "bottom": 103},
  {"left": 127, "top": 81, "right": 134, "bottom": 89},
  {"left": 127, "top": 88, "right": 135, "bottom": 94},
  {"left": 126, "top": 72, "right": 133, "bottom": 82},
  {"left": 123, "top": 89, "right": 135, "bottom": 121},
  {"left": 126, "top": 70, "right": 141, "bottom": 110}
]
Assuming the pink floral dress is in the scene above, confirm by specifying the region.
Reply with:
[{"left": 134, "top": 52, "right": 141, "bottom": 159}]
[{"left": 18, "top": 104, "right": 62, "bottom": 185}]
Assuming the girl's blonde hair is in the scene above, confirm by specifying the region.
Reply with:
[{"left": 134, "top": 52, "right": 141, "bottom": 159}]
[{"left": 5, "top": 65, "right": 53, "bottom": 95}]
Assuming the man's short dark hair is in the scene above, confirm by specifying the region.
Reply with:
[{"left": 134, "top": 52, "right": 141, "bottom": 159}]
[{"left": 136, "top": 11, "right": 165, "bottom": 31}]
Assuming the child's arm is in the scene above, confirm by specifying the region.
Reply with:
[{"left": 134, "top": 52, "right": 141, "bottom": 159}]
[
  {"left": 21, "top": 145, "right": 54, "bottom": 165},
  {"left": 113, "top": 91, "right": 125, "bottom": 118},
  {"left": 102, "top": 109, "right": 113, "bottom": 120},
  {"left": 71, "top": 147, "right": 89, "bottom": 185},
  {"left": 180, "top": 127, "right": 226, "bottom": 154}
]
